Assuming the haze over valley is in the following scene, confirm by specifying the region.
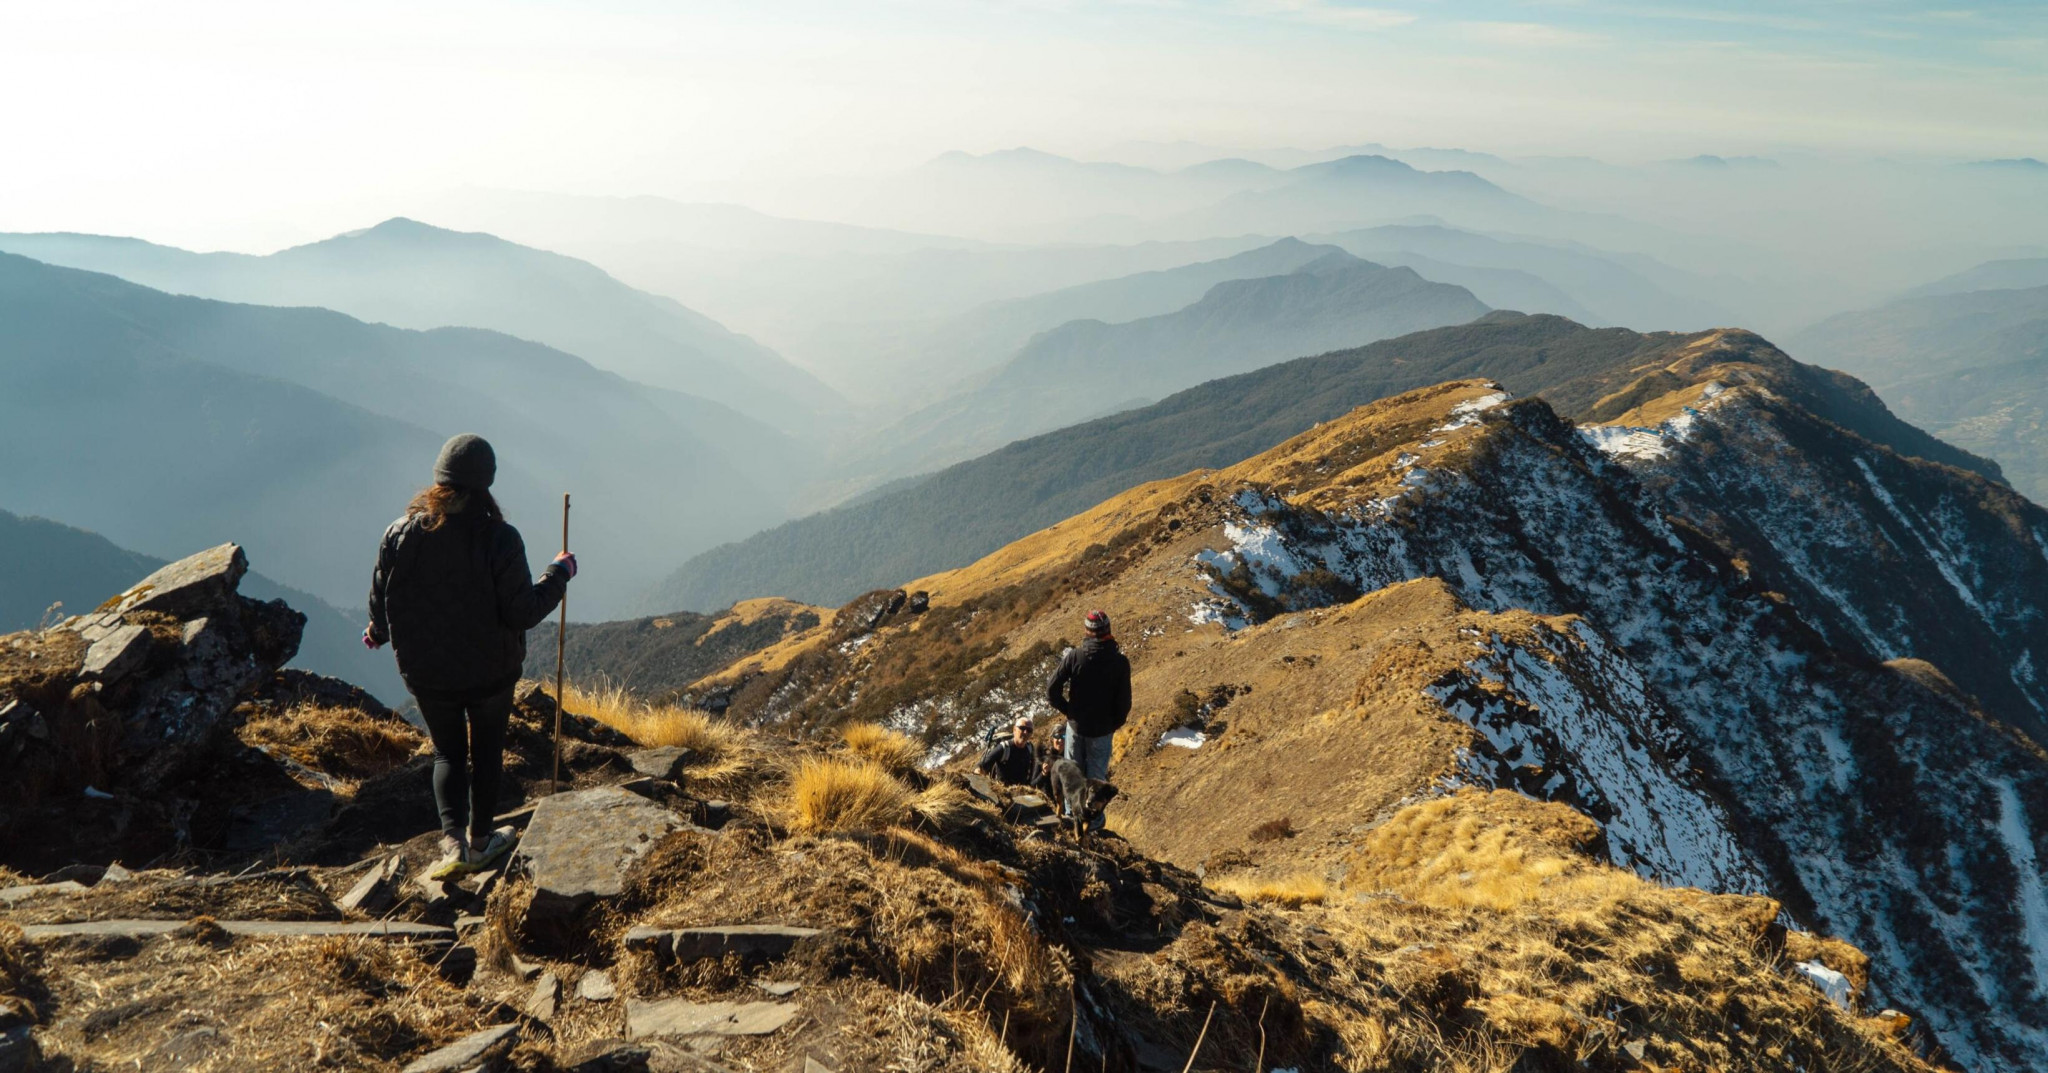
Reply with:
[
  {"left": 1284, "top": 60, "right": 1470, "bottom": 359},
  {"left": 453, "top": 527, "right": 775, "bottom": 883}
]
[{"left": 5, "top": 3, "right": 2048, "bottom": 1070}]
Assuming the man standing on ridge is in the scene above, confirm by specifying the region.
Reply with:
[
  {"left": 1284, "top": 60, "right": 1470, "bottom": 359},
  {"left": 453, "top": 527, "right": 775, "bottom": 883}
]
[{"left": 1045, "top": 609, "right": 1131, "bottom": 809}]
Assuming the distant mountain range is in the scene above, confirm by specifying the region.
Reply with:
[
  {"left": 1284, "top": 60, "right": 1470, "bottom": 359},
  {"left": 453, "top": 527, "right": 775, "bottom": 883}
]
[
  {"left": 0, "top": 252, "right": 801, "bottom": 617},
  {"left": 1792, "top": 279, "right": 2048, "bottom": 502},
  {"left": 0, "top": 508, "right": 403, "bottom": 703},
  {"left": 1314, "top": 223, "right": 1737, "bottom": 331},
  {"left": 647, "top": 311, "right": 1988, "bottom": 615},
  {"left": 1903, "top": 256, "right": 2048, "bottom": 298},
  {"left": 839, "top": 250, "right": 1491, "bottom": 485},
  {"left": 868, "top": 237, "right": 1345, "bottom": 398},
  {"left": 0, "top": 219, "right": 843, "bottom": 435}
]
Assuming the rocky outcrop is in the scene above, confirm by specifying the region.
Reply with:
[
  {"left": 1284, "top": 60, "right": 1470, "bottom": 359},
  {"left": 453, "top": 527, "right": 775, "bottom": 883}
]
[{"left": 1, "top": 544, "right": 307, "bottom": 865}]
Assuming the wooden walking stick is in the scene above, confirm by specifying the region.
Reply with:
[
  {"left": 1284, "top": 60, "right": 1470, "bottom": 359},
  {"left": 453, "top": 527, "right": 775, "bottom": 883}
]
[{"left": 552, "top": 493, "right": 570, "bottom": 789}]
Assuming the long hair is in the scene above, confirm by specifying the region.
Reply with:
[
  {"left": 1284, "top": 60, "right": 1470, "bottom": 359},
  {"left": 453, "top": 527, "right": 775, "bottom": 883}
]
[{"left": 406, "top": 483, "right": 502, "bottom": 532}]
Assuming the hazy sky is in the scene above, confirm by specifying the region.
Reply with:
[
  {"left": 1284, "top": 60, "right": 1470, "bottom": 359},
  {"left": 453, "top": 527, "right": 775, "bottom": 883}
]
[{"left": 5, "top": 0, "right": 2044, "bottom": 249}]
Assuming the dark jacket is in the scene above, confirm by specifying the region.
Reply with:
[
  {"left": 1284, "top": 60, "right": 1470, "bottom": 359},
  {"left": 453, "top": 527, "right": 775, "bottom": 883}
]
[
  {"left": 368, "top": 511, "right": 568, "bottom": 700},
  {"left": 1046, "top": 637, "right": 1132, "bottom": 738},
  {"left": 977, "top": 739, "right": 1040, "bottom": 786}
]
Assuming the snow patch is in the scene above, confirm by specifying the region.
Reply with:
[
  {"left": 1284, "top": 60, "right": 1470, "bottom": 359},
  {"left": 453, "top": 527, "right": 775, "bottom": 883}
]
[
  {"left": 1854, "top": 456, "right": 1988, "bottom": 620},
  {"left": 1430, "top": 624, "right": 1768, "bottom": 893},
  {"left": 1795, "top": 961, "right": 1854, "bottom": 1009},
  {"left": 1993, "top": 779, "right": 2048, "bottom": 997},
  {"left": 1432, "top": 391, "right": 1510, "bottom": 433}
]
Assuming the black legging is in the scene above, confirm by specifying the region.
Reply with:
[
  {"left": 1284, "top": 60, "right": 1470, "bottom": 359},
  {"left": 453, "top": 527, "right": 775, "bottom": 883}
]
[{"left": 416, "top": 686, "right": 514, "bottom": 842}]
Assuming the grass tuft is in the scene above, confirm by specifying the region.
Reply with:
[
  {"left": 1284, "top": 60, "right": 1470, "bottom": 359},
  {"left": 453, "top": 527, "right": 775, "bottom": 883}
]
[
  {"left": 561, "top": 681, "right": 742, "bottom": 758},
  {"left": 237, "top": 703, "right": 422, "bottom": 784},
  {"left": 1248, "top": 816, "right": 1296, "bottom": 843},
  {"left": 841, "top": 723, "right": 925, "bottom": 775},
  {"left": 787, "top": 757, "right": 914, "bottom": 835},
  {"left": 1211, "top": 871, "right": 1330, "bottom": 907}
]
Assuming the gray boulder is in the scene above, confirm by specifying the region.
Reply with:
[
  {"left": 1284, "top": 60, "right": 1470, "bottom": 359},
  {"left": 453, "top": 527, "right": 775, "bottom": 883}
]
[
  {"left": 518, "top": 787, "right": 690, "bottom": 926},
  {"left": 65, "top": 543, "right": 304, "bottom": 792},
  {"left": 626, "top": 746, "right": 691, "bottom": 782},
  {"left": 112, "top": 542, "right": 248, "bottom": 619}
]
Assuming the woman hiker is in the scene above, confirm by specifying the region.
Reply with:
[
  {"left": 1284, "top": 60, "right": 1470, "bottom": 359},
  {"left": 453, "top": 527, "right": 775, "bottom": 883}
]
[{"left": 364, "top": 434, "right": 577, "bottom": 879}]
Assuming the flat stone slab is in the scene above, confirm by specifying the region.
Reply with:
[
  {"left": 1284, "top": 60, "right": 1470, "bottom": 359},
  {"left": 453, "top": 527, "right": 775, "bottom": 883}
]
[
  {"left": 627, "top": 746, "right": 691, "bottom": 781},
  {"left": 624, "top": 924, "right": 823, "bottom": 964},
  {"left": 0, "top": 881, "right": 87, "bottom": 905},
  {"left": 81, "top": 624, "right": 151, "bottom": 681},
  {"left": 518, "top": 788, "right": 687, "bottom": 925},
  {"left": 625, "top": 998, "right": 798, "bottom": 1039},
  {"left": 962, "top": 772, "right": 1001, "bottom": 804},
  {"left": 21, "top": 919, "right": 455, "bottom": 941},
  {"left": 340, "top": 854, "right": 406, "bottom": 914},
  {"left": 113, "top": 543, "right": 248, "bottom": 619},
  {"left": 400, "top": 1024, "right": 520, "bottom": 1073}
]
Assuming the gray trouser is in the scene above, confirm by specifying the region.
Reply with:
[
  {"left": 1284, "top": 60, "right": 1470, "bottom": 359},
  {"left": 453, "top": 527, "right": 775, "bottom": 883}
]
[{"left": 1064, "top": 725, "right": 1113, "bottom": 782}]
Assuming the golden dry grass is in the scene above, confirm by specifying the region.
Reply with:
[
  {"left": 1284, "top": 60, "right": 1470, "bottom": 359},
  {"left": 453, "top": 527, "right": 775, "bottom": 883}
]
[
  {"left": 236, "top": 703, "right": 423, "bottom": 784},
  {"left": 25, "top": 932, "right": 480, "bottom": 1071},
  {"left": 560, "top": 681, "right": 742, "bottom": 757},
  {"left": 787, "top": 757, "right": 915, "bottom": 835},
  {"left": 1345, "top": 790, "right": 1618, "bottom": 911},
  {"left": 841, "top": 723, "right": 925, "bottom": 775},
  {"left": 1211, "top": 871, "right": 1331, "bottom": 908},
  {"left": 908, "top": 780, "right": 975, "bottom": 834}
]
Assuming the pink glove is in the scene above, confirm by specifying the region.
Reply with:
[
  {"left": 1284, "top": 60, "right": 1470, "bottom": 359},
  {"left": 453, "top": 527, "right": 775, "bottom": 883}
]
[
  {"left": 552, "top": 551, "right": 578, "bottom": 579},
  {"left": 362, "top": 626, "right": 384, "bottom": 650}
]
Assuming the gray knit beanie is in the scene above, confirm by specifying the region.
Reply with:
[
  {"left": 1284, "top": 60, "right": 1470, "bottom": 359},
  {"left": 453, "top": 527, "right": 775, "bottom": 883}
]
[{"left": 433, "top": 434, "right": 496, "bottom": 489}]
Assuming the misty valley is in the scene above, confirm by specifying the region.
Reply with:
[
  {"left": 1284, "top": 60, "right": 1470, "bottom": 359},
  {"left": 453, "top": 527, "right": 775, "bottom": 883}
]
[{"left": 4, "top": 7, "right": 2048, "bottom": 1072}]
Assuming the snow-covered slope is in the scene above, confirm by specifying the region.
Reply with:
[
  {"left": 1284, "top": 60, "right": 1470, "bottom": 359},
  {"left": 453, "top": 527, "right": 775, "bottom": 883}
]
[{"left": 1180, "top": 380, "right": 2048, "bottom": 1067}]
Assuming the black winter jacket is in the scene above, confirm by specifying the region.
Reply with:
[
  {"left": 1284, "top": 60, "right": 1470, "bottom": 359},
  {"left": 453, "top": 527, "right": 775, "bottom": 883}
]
[
  {"left": 1046, "top": 637, "right": 1132, "bottom": 738},
  {"left": 368, "top": 511, "right": 568, "bottom": 700},
  {"left": 977, "top": 740, "right": 1041, "bottom": 786}
]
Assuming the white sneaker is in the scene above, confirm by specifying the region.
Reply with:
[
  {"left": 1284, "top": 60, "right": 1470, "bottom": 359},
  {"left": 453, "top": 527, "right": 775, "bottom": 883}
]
[
  {"left": 465, "top": 826, "right": 517, "bottom": 870},
  {"left": 428, "top": 834, "right": 471, "bottom": 880}
]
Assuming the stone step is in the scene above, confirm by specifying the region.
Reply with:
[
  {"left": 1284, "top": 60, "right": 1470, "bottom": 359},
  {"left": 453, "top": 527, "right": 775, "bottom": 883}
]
[
  {"left": 623, "top": 924, "right": 823, "bottom": 964},
  {"left": 400, "top": 1024, "right": 520, "bottom": 1073},
  {"left": 625, "top": 998, "right": 798, "bottom": 1039},
  {"left": 20, "top": 919, "right": 456, "bottom": 942}
]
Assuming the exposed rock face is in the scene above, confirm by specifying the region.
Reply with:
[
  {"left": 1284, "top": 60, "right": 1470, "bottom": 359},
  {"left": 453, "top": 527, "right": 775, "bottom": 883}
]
[
  {"left": 1173, "top": 377, "right": 2048, "bottom": 1067},
  {"left": 2, "top": 543, "right": 307, "bottom": 863},
  {"left": 690, "top": 341, "right": 2048, "bottom": 1069}
]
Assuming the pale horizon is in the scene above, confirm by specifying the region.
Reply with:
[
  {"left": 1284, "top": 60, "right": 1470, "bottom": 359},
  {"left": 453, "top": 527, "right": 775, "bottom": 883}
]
[{"left": 5, "top": 0, "right": 2044, "bottom": 251}]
